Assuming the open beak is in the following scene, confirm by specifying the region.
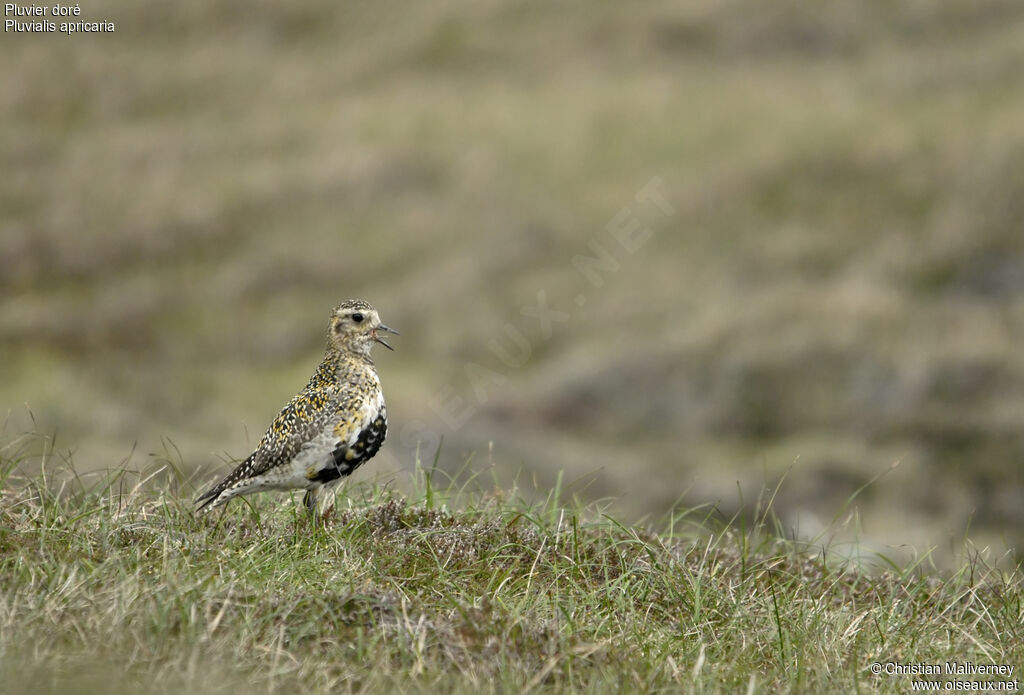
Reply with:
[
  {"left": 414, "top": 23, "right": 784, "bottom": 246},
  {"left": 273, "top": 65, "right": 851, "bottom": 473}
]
[{"left": 372, "top": 324, "right": 399, "bottom": 351}]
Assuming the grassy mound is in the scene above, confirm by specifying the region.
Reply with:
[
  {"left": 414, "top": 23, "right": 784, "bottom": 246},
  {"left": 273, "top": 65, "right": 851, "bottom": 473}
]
[{"left": 1, "top": 440, "right": 1021, "bottom": 694}]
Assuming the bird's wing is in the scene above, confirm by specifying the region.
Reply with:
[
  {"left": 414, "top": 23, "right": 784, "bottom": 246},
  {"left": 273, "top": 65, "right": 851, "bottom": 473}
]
[
  {"left": 194, "top": 386, "right": 340, "bottom": 509},
  {"left": 245, "top": 386, "right": 342, "bottom": 477},
  {"left": 194, "top": 380, "right": 384, "bottom": 509}
]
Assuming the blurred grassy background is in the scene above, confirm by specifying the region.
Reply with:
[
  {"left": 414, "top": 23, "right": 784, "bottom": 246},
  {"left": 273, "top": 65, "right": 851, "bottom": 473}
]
[{"left": 3, "top": 0, "right": 1023, "bottom": 561}]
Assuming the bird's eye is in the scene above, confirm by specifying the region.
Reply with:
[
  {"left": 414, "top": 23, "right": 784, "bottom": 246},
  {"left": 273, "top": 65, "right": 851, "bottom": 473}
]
[{"left": 351, "top": 313, "right": 364, "bottom": 323}]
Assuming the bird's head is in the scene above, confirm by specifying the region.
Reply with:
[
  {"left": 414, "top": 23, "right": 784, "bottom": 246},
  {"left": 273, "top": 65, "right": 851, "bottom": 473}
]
[{"left": 328, "top": 299, "right": 399, "bottom": 357}]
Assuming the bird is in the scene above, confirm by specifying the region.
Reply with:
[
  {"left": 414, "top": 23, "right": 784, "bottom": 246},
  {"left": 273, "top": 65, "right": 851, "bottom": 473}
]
[{"left": 195, "top": 299, "right": 398, "bottom": 516}]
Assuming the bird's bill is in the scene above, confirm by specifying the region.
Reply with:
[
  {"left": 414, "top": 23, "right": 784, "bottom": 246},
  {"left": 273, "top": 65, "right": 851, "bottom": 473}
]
[{"left": 372, "top": 324, "right": 399, "bottom": 351}]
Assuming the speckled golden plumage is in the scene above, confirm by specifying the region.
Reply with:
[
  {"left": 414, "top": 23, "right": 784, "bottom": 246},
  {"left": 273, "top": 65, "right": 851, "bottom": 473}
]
[{"left": 196, "top": 299, "right": 397, "bottom": 515}]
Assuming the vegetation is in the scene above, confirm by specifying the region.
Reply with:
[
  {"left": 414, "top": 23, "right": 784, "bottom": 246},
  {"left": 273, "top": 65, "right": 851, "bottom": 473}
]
[
  {"left": 3, "top": 0, "right": 1024, "bottom": 563},
  {"left": 3, "top": 2, "right": 1023, "bottom": 689},
  {"left": 1, "top": 437, "right": 1021, "bottom": 694}
]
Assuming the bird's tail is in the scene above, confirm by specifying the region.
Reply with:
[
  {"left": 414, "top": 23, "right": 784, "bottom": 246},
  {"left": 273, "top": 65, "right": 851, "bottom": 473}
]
[
  {"left": 194, "top": 454, "right": 255, "bottom": 513},
  {"left": 194, "top": 485, "right": 224, "bottom": 513}
]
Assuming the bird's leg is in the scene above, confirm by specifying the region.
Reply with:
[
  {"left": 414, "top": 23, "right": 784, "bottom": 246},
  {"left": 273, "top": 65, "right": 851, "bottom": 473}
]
[{"left": 303, "top": 488, "right": 319, "bottom": 519}]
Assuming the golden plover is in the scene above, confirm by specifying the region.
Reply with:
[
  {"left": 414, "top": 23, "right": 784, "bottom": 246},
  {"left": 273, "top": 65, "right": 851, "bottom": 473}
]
[{"left": 196, "top": 299, "right": 398, "bottom": 515}]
